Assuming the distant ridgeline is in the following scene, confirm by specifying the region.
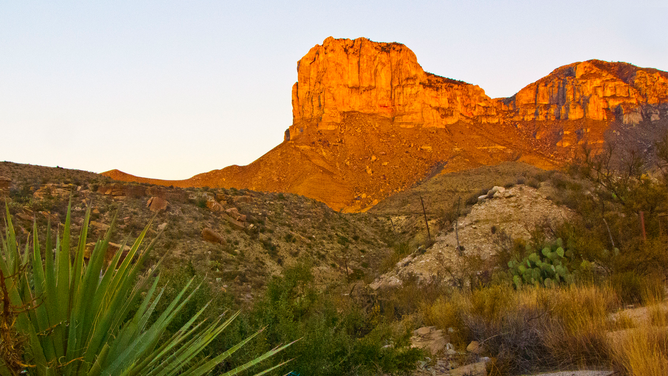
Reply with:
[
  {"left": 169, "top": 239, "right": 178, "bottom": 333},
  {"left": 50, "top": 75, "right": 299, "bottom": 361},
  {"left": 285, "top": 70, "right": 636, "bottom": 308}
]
[{"left": 104, "top": 37, "right": 668, "bottom": 212}]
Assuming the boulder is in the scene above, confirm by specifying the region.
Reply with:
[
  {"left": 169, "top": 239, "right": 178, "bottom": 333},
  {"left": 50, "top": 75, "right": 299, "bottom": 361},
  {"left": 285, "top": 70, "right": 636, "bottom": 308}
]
[
  {"left": 146, "top": 197, "right": 169, "bottom": 212},
  {"left": 0, "top": 176, "right": 11, "bottom": 191},
  {"left": 84, "top": 242, "right": 132, "bottom": 267},
  {"left": 225, "top": 207, "right": 246, "bottom": 222},
  {"left": 206, "top": 199, "right": 224, "bottom": 212},
  {"left": 466, "top": 340, "right": 482, "bottom": 354},
  {"left": 222, "top": 214, "right": 246, "bottom": 230},
  {"left": 202, "top": 228, "right": 225, "bottom": 245},
  {"left": 410, "top": 326, "right": 449, "bottom": 355},
  {"left": 449, "top": 361, "right": 488, "bottom": 376},
  {"left": 233, "top": 195, "right": 253, "bottom": 203}
]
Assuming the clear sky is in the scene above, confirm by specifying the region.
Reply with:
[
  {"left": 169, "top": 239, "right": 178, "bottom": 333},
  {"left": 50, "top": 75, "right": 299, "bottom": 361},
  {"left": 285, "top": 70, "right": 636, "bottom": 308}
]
[{"left": 2, "top": 1, "right": 666, "bottom": 180}]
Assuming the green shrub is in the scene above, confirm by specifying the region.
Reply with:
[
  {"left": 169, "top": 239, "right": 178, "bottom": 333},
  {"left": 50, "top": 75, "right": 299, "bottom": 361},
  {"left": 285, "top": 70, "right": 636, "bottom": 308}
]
[
  {"left": 251, "top": 264, "right": 422, "bottom": 376},
  {"left": 0, "top": 204, "right": 287, "bottom": 375},
  {"left": 507, "top": 238, "right": 576, "bottom": 288}
]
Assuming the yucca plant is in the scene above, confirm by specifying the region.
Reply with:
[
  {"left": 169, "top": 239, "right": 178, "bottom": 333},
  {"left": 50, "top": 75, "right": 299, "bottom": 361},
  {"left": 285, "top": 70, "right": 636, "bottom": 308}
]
[{"left": 0, "top": 203, "right": 290, "bottom": 375}]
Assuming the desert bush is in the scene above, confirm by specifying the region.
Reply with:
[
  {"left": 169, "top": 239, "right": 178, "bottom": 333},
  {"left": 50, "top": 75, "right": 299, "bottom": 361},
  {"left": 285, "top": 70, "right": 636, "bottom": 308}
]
[
  {"left": 612, "top": 271, "right": 666, "bottom": 305},
  {"left": 379, "top": 242, "right": 411, "bottom": 273},
  {"left": 251, "top": 264, "right": 422, "bottom": 376},
  {"left": 423, "top": 294, "right": 470, "bottom": 347}
]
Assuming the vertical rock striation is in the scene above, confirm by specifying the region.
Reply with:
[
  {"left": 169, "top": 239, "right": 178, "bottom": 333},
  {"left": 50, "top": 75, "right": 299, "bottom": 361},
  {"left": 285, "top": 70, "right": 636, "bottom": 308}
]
[
  {"left": 499, "top": 60, "right": 668, "bottom": 124},
  {"left": 104, "top": 37, "right": 668, "bottom": 212}
]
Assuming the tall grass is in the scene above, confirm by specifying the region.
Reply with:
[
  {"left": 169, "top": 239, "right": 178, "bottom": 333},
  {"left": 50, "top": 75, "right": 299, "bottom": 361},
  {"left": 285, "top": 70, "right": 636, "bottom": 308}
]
[
  {"left": 423, "top": 284, "right": 622, "bottom": 374},
  {"left": 611, "top": 325, "right": 668, "bottom": 375},
  {"left": 608, "top": 289, "right": 668, "bottom": 375}
]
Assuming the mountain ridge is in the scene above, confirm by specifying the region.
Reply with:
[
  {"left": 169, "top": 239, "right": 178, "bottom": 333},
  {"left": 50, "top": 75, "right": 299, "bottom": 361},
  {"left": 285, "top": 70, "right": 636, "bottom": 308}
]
[{"left": 103, "top": 37, "right": 668, "bottom": 212}]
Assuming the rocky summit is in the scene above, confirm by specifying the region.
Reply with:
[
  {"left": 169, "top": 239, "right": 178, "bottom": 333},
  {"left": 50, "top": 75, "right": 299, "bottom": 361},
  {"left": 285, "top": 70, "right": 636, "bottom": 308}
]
[{"left": 103, "top": 37, "right": 668, "bottom": 212}]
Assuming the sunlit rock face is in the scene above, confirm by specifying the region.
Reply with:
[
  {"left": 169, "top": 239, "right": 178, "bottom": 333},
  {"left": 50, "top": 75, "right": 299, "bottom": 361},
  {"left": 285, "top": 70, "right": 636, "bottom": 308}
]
[
  {"left": 290, "top": 38, "right": 668, "bottom": 138},
  {"left": 289, "top": 37, "right": 498, "bottom": 136},
  {"left": 105, "top": 37, "right": 668, "bottom": 212},
  {"left": 498, "top": 60, "right": 668, "bottom": 124}
]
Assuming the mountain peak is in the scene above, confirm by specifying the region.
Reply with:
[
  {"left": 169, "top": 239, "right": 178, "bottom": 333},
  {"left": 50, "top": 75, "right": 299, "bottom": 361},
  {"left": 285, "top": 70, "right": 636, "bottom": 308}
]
[{"left": 103, "top": 38, "right": 668, "bottom": 212}]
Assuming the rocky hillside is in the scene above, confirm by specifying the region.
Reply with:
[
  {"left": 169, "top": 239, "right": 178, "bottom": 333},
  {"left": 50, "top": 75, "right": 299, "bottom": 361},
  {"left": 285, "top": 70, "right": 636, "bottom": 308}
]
[
  {"left": 1, "top": 162, "right": 393, "bottom": 304},
  {"left": 103, "top": 37, "right": 668, "bottom": 212}
]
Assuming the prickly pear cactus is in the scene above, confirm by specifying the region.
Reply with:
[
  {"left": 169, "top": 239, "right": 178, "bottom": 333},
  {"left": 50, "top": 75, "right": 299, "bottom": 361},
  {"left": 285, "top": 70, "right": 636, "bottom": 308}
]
[{"left": 508, "top": 238, "right": 575, "bottom": 289}]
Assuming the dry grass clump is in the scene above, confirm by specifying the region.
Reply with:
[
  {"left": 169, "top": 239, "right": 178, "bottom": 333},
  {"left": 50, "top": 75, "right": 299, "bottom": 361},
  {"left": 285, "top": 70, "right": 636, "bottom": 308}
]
[
  {"left": 422, "top": 284, "right": 623, "bottom": 374},
  {"left": 610, "top": 324, "right": 668, "bottom": 375},
  {"left": 422, "top": 293, "right": 470, "bottom": 347},
  {"left": 607, "top": 289, "right": 668, "bottom": 375},
  {"left": 422, "top": 281, "right": 668, "bottom": 374},
  {"left": 611, "top": 312, "right": 636, "bottom": 330},
  {"left": 542, "top": 285, "right": 617, "bottom": 367}
]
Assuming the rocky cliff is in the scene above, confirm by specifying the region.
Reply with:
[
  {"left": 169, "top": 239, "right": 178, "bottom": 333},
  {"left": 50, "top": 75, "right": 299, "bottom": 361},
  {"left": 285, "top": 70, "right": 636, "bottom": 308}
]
[
  {"left": 104, "top": 37, "right": 668, "bottom": 212},
  {"left": 498, "top": 59, "right": 668, "bottom": 124},
  {"left": 288, "top": 37, "right": 498, "bottom": 136}
]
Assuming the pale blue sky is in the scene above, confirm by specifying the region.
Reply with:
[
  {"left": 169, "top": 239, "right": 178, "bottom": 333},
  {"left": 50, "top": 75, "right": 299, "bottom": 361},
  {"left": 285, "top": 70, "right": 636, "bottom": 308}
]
[{"left": 2, "top": 1, "right": 666, "bottom": 179}]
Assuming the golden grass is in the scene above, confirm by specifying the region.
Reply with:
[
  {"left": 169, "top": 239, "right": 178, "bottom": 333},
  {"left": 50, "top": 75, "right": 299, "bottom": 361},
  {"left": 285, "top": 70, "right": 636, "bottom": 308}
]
[
  {"left": 610, "top": 324, "right": 668, "bottom": 375},
  {"left": 611, "top": 312, "right": 636, "bottom": 331},
  {"left": 422, "top": 293, "right": 470, "bottom": 347},
  {"left": 421, "top": 282, "right": 668, "bottom": 374}
]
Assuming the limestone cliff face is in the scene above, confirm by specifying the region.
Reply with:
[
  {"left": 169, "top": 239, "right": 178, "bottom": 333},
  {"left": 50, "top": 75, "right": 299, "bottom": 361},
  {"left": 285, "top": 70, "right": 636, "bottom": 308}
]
[
  {"left": 287, "top": 38, "right": 668, "bottom": 144},
  {"left": 288, "top": 37, "right": 498, "bottom": 140},
  {"left": 104, "top": 37, "right": 668, "bottom": 212},
  {"left": 498, "top": 60, "right": 668, "bottom": 124}
]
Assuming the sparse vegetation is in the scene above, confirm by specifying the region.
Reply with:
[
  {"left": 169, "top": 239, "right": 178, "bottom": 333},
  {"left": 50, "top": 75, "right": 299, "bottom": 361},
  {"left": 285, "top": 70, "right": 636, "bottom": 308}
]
[
  {"left": 0, "top": 205, "right": 287, "bottom": 375},
  {"left": 4, "top": 132, "right": 668, "bottom": 375}
]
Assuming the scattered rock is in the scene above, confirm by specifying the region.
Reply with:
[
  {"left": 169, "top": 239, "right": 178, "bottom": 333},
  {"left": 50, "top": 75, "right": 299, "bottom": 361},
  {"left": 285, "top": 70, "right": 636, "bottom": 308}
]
[
  {"left": 157, "top": 223, "right": 168, "bottom": 231},
  {"left": 147, "top": 197, "right": 169, "bottom": 212},
  {"left": 233, "top": 195, "right": 252, "bottom": 203},
  {"left": 201, "top": 228, "right": 225, "bottom": 245},
  {"left": 90, "top": 221, "right": 110, "bottom": 232},
  {"left": 449, "top": 360, "right": 488, "bottom": 376},
  {"left": 16, "top": 212, "right": 34, "bottom": 221},
  {"left": 466, "top": 340, "right": 481, "bottom": 354},
  {"left": 410, "top": 326, "right": 449, "bottom": 355},
  {"left": 530, "top": 371, "right": 613, "bottom": 376},
  {"left": 33, "top": 184, "right": 72, "bottom": 200},
  {"left": 206, "top": 199, "right": 224, "bottom": 212},
  {"left": 99, "top": 184, "right": 146, "bottom": 198}
]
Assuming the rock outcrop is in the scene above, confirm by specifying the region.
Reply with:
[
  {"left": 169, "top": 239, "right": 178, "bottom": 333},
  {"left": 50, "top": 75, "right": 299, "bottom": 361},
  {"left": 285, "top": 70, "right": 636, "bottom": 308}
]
[
  {"left": 103, "top": 37, "right": 668, "bottom": 212},
  {"left": 289, "top": 37, "right": 497, "bottom": 137},
  {"left": 288, "top": 37, "right": 668, "bottom": 143},
  {"left": 498, "top": 60, "right": 668, "bottom": 124}
]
